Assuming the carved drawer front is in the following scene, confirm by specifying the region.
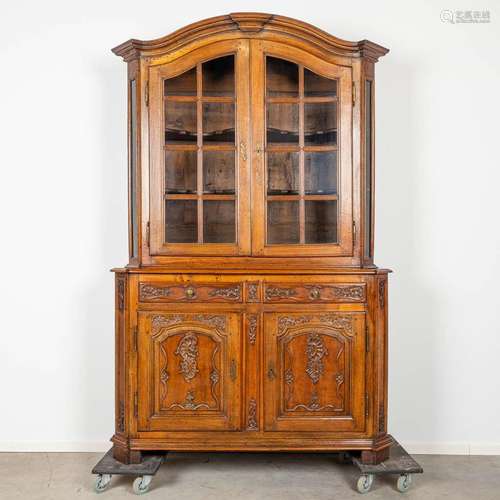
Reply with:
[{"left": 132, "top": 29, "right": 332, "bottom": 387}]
[
  {"left": 263, "top": 283, "right": 366, "bottom": 303},
  {"left": 139, "top": 282, "right": 243, "bottom": 303},
  {"left": 264, "top": 311, "right": 366, "bottom": 433},
  {"left": 137, "top": 312, "right": 242, "bottom": 431}
]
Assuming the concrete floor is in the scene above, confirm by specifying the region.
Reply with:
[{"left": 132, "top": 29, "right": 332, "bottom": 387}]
[{"left": 0, "top": 452, "right": 499, "bottom": 499}]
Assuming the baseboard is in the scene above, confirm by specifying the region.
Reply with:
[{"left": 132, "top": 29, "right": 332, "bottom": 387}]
[
  {"left": 0, "top": 442, "right": 110, "bottom": 452},
  {"left": 403, "top": 442, "right": 500, "bottom": 456},
  {"left": 0, "top": 441, "right": 499, "bottom": 455}
]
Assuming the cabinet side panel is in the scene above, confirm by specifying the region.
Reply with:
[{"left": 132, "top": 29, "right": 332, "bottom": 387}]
[
  {"left": 375, "top": 273, "right": 388, "bottom": 436},
  {"left": 128, "top": 60, "right": 141, "bottom": 266},
  {"left": 114, "top": 273, "right": 128, "bottom": 437}
]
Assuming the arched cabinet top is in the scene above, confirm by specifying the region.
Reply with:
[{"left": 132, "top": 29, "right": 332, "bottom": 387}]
[{"left": 112, "top": 12, "right": 389, "bottom": 63}]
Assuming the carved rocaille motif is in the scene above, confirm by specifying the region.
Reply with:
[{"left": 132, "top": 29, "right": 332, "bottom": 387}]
[
  {"left": 332, "top": 285, "right": 365, "bottom": 301},
  {"left": 159, "top": 343, "right": 170, "bottom": 403},
  {"left": 208, "top": 285, "right": 242, "bottom": 300},
  {"left": 247, "top": 282, "right": 259, "bottom": 302},
  {"left": 117, "top": 401, "right": 125, "bottom": 433},
  {"left": 379, "top": 280, "right": 386, "bottom": 308},
  {"left": 117, "top": 277, "right": 125, "bottom": 311},
  {"left": 247, "top": 398, "right": 258, "bottom": 430},
  {"left": 151, "top": 314, "right": 227, "bottom": 333},
  {"left": 304, "top": 284, "right": 365, "bottom": 301},
  {"left": 379, "top": 403, "right": 385, "bottom": 432},
  {"left": 169, "top": 390, "right": 209, "bottom": 411},
  {"left": 265, "top": 286, "right": 297, "bottom": 300},
  {"left": 284, "top": 331, "right": 346, "bottom": 413},
  {"left": 139, "top": 283, "right": 171, "bottom": 300},
  {"left": 175, "top": 332, "right": 199, "bottom": 382},
  {"left": 277, "top": 314, "right": 353, "bottom": 336},
  {"left": 161, "top": 335, "right": 220, "bottom": 410},
  {"left": 247, "top": 315, "right": 257, "bottom": 345},
  {"left": 305, "top": 333, "right": 328, "bottom": 384}
]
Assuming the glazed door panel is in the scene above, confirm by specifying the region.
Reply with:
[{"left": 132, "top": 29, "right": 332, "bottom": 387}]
[
  {"left": 149, "top": 40, "right": 251, "bottom": 256},
  {"left": 137, "top": 311, "right": 241, "bottom": 431},
  {"left": 251, "top": 40, "right": 353, "bottom": 256},
  {"left": 264, "top": 311, "right": 366, "bottom": 432}
]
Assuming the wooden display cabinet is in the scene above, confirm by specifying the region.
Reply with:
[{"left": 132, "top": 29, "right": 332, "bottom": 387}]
[{"left": 111, "top": 13, "right": 391, "bottom": 465}]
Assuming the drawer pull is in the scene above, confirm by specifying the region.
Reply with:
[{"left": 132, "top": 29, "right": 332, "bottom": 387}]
[
  {"left": 309, "top": 288, "right": 321, "bottom": 300},
  {"left": 185, "top": 286, "right": 196, "bottom": 299},
  {"left": 230, "top": 359, "right": 237, "bottom": 381}
]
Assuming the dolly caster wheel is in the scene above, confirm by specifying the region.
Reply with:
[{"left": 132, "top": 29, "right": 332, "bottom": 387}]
[
  {"left": 94, "top": 474, "right": 112, "bottom": 493},
  {"left": 357, "top": 474, "right": 374, "bottom": 494},
  {"left": 397, "top": 473, "right": 412, "bottom": 492},
  {"left": 133, "top": 475, "right": 153, "bottom": 495}
]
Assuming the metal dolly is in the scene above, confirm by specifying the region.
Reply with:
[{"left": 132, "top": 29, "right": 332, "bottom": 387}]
[
  {"left": 350, "top": 439, "right": 423, "bottom": 493},
  {"left": 92, "top": 440, "right": 422, "bottom": 495},
  {"left": 92, "top": 449, "right": 165, "bottom": 495}
]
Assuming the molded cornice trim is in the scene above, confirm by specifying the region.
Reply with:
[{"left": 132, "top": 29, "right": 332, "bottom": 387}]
[{"left": 112, "top": 12, "right": 389, "bottom": 63}]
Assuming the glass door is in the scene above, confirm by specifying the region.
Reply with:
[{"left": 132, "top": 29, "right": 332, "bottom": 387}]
[
  {"left": 251, "top": 41, "right": 353, "bottom": 256},
  {"left": 149, "top": 40, "right": 251, "bottom": 255}
]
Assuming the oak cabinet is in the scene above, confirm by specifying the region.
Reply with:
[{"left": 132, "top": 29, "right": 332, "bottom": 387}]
[{"left": 111, "top": 13, "right": 392, "bottom": 465}]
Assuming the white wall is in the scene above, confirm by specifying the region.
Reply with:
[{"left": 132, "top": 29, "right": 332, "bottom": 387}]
[{"left": 1, "top": 0, "right": 499, "bottom": 454}]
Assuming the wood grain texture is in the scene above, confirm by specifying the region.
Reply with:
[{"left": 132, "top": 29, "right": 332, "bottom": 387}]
[{"left": 111, "top": 13, "right": 392, "bottom": 466}]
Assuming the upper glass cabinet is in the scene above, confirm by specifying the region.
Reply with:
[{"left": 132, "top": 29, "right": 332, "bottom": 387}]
[
  {"left": 265, "top": 56, "right": 339, "bottom": 246},
  {"left": 149, "top": 40, "right": 352, "bottom": 257},
  {"left": 164, "top": 56, "right": 235, "bottom": 244},
  {"left": 251, "top": 42, "right": 353, "bottom": 257},
  {"left": 149, "top": 41, "right": 251, "bottom": 255}
]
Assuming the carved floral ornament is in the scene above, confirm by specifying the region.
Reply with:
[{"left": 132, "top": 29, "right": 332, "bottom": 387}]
[
  {"left": 160, "top": 330, "right": 221, "bottom": 410},
  {"left": 175, "top": 332, "right": 199, "bottom": 382},
  {"left": 208, "top": 285, "right": 241, "bottom": 300},
  {"left": 247, "top": 282, "right": 259, "bottom": 302},
  {"left": 305, "top": 333, "right": 328, "bottom": 384},
  {"left": 247, "top": 315, "right": 257, "bottom": 344},
  {"left": 284, "top": 332, "right": 346, "bottom": 413},
  {"left": 139, "top": 283, "right": 170, "bottom": 300},
  {"left": 151, "top": 313, "right": 227, "bottom": 334},
  {"left": 247, "top": 398, "right": 258, "bottom": 430},
  {"left": 277, "top": 314, "right": 353, "bottom": 336}
]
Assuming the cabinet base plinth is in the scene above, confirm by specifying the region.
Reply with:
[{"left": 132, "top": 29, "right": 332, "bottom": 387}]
[
  {"left": 111, "top": 435, "right": 142, "bottom": 465},
  {"left": 359, "top": 435, "right": 394, "bottom": 464}
]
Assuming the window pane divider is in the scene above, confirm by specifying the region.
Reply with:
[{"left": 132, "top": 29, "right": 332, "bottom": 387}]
[
  {"left": 196, "top": 62, "right": 204, "bottom": 243},
  {"left": 298, "top": 65, "right": 305, "bottom": 244}
]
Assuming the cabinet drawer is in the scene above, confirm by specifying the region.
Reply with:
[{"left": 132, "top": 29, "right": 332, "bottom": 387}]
[
  {"left": 139, "top": 282, "right": 243, "bottom": 303},
  {"left": 263, "top": 283, "right": 366, "bottom": 303}
]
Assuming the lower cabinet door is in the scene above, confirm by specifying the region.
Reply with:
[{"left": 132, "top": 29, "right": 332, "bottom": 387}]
[
  {"left": 137, "top": 311, "right": 241, "bottom": 431},
  {"left": 264, "top": 311, "right": 366, "bottom": 432}
]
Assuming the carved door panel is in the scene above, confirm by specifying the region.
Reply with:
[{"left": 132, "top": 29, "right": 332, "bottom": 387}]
[
  {"left": 264, "top": 312, "right": 366, "bottom": 432},
  {"left": 138, "top": 312, "right": 241, "bottom": 431}
]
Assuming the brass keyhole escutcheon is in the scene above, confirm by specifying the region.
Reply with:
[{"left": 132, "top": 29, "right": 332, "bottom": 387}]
[
  {"left": 309, "top": 288, "right": 321, "bottom": 300},
  {"left": 267, "top": 364, "right": 276, "bottom": 380},
  {"left": 185, "top": 286, "right": 196, "bottom": 299}
]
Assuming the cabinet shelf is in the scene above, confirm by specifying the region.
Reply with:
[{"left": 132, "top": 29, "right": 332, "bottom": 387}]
[
  {"left": 165, "top": 193, "right": 236, "bottom": 201},
  {"left": 267, "top": 96, "right": 337, "bottom": 104},
  {"left": 164, "top": 95, "right": 235, "bottom": 103},
  {"left": 267, "top": 194, "right": 338, "bottom": 201}
]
